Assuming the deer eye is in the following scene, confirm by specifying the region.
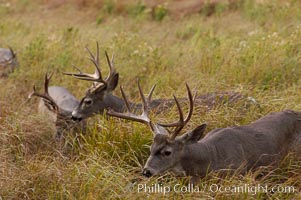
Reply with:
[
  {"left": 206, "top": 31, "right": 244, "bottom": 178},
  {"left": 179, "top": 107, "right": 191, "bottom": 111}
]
[
  {"left": 84, "top": 99, "right": 93, "bottom": 106},
  {"left": 163, "top": 150, "right": 172, "bottom": 157}
]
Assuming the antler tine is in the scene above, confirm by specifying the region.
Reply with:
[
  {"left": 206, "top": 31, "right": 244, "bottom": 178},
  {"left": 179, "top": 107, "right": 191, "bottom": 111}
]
[
  {"left": 147, "top": 84, "right": 156, "bottom": 102},
  {"left": 44, "top": 72, "right": 53, "bottom": 95},
  {"left": 96, "top": 41, "right": 99, "bottom": 67},
  {"left": 28, "top": 72, "right": 59, "bottom": 112},
  {"left": 120, "top": 85, "right": 132, "bottom": 112},
  {"left": 162, "top": 95, "right": 184, "bottom": 127},
  {"left": 63, "top": 42, "right": 106, "bottom": 83},
  {"left": 8, "top": 47, "right": 16, "bottom": 58},
  {"left": 158, "top": 83, "right": 195, "bottom": 140},
  {"left": 183, "top": 83, "right": 196, "bottom": 123},
  {"left": 63, "top": 64, "right": 101, "bottom": 81},
  {"left": 104, "top": 51, "right": 117, "bottom": 81},
  {"left": 137, "top": 80, "right": 156, "bottom": 116},
  {"left": 137, "top": 80, "right": 148, "bottom": 116},
  {"left": 106, "top": 81, "right": 156, "bottom": 125},
  {"left": 85, "top": 42, "right": 102, "bottom": 80}
]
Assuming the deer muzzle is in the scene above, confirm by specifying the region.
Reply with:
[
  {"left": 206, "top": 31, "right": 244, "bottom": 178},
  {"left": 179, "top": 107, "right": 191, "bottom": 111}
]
[
  {"left": 71, "top": 110, "right": 83, "bottom": 121},
  {"left": 71, "top": 115, "right": 82, "bottom": 122},
  {"left": 142, "top": 168, "right": 153, "bottom": 177}
]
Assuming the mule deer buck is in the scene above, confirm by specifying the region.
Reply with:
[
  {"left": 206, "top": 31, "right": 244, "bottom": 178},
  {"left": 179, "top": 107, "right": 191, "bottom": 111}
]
[
  {"left": 107, "top": 82, "right": 301, "bottom": 184},
  {"left": 28, "top": 72, "right": 86, "bottom": 141},
  {"left": 0, "top": 47, "right": 18, "bottom": 77},
  {"left": 64, "top": 42, "right": 247, "bottom": 122},
  {"left": 64, "top": 42, "right": 179, "bottom": 121}
]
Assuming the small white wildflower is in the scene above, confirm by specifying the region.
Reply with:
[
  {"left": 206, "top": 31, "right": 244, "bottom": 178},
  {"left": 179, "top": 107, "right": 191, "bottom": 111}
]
[
  {"left": 272, "top": 32, "right": 278, "bottom": 37},
  {"left": 48, "top": 34, "right": 58, "bottom": 42},
  {"left": 247, "top": 97, "right": 257, "bottom": 104},
  {"left": 248, "top": 29, "right": 259, "bottom": 36},
  {"left": 275, "top": 40, "right": 286, "bottom": 46},
  {"left": 148, "top": 46, "right": 153, "bottom": 51},
  {"left": 239, "top": 41, "right": 247, "bottom": 48}
]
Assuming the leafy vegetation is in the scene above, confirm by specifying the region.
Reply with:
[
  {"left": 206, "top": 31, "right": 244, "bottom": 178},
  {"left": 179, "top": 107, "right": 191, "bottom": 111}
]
[{"left": 0, "top": 0, "right": 300, "bottom": 199}]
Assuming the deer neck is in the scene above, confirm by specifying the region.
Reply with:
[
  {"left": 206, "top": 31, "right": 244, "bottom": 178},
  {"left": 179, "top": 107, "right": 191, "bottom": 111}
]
[
  {"left": 104, "top": 93, "right": 150, "bottom": 113},
  {"left": 102, "top": 94, "right": 127, "bottom": 112},
  {"left": 102, "top": 94, "right": 176, "bottom": 114},
  {"left": 180, "top": 142, "right": 213, "bottom": 177}
]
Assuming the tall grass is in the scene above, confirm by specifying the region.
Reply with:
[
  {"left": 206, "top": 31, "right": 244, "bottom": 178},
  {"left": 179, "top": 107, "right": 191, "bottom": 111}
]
[{"left": 0, "top": 0, "right": 301, "bottom": 199}]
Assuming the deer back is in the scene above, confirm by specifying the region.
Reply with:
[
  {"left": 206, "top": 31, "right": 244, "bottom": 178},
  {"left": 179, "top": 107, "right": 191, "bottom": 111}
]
[
  {"left": 140, "top": 109, "right": 301, "bottom": 179},
  {"left": 30, "top": 74, "right": 85, "bottom": 141},
  {"left": 47, "top": 86, "right": 79, "bottom": 113},
  {"left": 38, "top": 86, "right": 79, "bottom": 121},
  {"left": 179, "top": 110, "right": 301, "bottom": 177}
]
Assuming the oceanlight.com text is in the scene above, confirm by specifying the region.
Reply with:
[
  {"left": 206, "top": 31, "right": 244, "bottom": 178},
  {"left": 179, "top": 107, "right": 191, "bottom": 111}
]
[{"left": 137, "top": 183, "right": 297, "bottom": 195}]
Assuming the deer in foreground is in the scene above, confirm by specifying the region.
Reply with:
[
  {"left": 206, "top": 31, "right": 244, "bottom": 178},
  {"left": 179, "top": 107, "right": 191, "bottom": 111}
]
[
  {"left": 64, "top": 42, "right": 247, "bottom": 122},
  {"left": 0, "top": 47, "right": 18, "bottom": 77},
  {"left": 28, "top": 72, "right": 86, "bottom": 141},
  {"left": 107, "top": 82, "right": 301, "bottom": 184}
]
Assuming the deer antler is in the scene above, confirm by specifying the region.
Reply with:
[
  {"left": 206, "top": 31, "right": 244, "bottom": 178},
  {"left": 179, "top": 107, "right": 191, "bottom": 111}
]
[
  {"left": 107, "top": 80, "right": 156, "bottom": 127},
  {"left": 63, "top": 42, "right": 117, "bottom": 85},
  {"left": 9, "top": 47, "right": 16, "bottom": 59},
  {"left": 107, "top": 81, "right": 196, "bottom": 139},
  {"left": 158, "top": 84, "right": 196, "bottom": 140},
  {"left": 28, "top": 72, "right": 59, "bottom": 112}
]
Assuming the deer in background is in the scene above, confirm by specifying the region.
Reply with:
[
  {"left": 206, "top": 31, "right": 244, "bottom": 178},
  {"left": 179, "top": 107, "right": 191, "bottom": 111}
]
[
  {"left": 64, "top": 42, "right": 247, "bottom": 122},
  {"left": 107, "top": 82, "right": 301, "bottom": 184},
  {"left": 63, "top": 42, "right": 123, "bottom": 121},
  {"left": 0, "top": 47, "right": 18, "bottom": 77},
  {"left": 28, "top": 72, "right": 86, "bottom": 142}
]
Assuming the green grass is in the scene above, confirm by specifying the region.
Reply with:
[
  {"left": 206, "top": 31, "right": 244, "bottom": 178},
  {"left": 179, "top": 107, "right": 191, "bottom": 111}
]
[{"left": 0, "top": 0, "right": 301, "bottom": 199}]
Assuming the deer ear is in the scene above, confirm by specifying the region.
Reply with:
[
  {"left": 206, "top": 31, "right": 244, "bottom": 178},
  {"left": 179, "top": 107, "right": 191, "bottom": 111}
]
[
  {"left": 107, "top": 73, "right": 119, "bottom": 92},
  {"left": 178, "top": 123, "right": 207, "bottom": 144}
]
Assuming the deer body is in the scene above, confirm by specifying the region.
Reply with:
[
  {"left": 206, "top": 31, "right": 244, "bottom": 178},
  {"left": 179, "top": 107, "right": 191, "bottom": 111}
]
[
  {"left": 30, "top": 74, "right": 85, "bottom": 140},
  {"left": 0, "top": 48, "right": 18, "bottom": 77},
  {"left": 107, "top": 82, "right": 301, "bottom": 183},
  {"left": 38, "top": 86, "right": 79, "bottom": 121},
  {"left": 143, "top": 110, "right": 301, "bottom": 182},
  {"left": 173, "top": 110, "right": 301, "bottom": 178},
  {"left": 43, "top": 86, "right": 79, "bottom": 112}
]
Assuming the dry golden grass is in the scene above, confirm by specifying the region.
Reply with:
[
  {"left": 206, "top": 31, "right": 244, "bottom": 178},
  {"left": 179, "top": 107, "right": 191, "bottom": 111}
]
[{"left": 0, "top": 0, "right": 301, "bottom": 199}]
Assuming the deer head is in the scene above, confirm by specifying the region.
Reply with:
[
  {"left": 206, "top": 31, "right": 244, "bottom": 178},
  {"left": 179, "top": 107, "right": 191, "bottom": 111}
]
[
  {"left": 28, "top": 73, "right": 81, "bottom": 139},
  {"left": 107, "top": 81, "right": 207, "bottom": 177},
  {"left": 64, "top": 42, "right": 119, "bottom": 121}
]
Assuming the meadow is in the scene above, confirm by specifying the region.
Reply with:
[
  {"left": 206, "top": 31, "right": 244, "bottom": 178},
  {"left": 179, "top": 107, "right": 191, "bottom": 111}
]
[{"left": 0, "top": 0, "right": 301, "bottom": 199}]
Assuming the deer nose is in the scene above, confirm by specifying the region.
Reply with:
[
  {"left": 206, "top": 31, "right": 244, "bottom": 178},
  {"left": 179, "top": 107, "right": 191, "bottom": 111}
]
[
  {"left": 71, "top": 116, "right": 82, "bottom": 122},
  {"left": 142, "top": 168, "right": 152, "bottom": 177}
]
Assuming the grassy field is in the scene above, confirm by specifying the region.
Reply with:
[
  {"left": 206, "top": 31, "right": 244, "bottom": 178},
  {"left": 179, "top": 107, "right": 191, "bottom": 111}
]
[{"left": 0, "top": 0, "right": 301, "bottom": 199}]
